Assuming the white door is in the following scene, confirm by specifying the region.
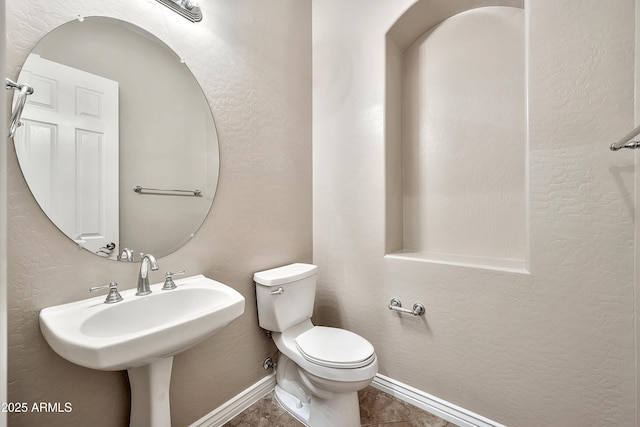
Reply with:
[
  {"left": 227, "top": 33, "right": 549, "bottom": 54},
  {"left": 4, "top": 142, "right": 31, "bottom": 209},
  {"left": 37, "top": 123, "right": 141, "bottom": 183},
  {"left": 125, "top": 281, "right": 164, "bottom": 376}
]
[{"left": 14, "top": 54, "right": 119, "bottom": 258}]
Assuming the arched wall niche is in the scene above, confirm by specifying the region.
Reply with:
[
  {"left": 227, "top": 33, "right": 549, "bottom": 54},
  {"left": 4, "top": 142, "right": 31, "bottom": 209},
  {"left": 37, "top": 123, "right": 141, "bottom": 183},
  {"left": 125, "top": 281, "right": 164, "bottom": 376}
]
[
  {"left": 385, "top": 0, "right": 528, "bottom": 273},
  {"left": 388, "top": 0, "right": 523, "bottom": 52}
]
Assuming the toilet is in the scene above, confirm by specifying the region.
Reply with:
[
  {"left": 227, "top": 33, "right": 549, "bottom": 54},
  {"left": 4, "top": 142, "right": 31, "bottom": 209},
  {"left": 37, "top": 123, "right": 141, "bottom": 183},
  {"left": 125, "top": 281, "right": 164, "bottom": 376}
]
[{"left": 254, "top": 263, "right": 378, "bottom": 427}]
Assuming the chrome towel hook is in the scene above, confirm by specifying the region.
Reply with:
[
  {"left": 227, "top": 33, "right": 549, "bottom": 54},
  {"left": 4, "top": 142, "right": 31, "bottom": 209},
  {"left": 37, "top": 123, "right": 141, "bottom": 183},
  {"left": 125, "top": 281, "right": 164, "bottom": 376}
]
[
  {"left": 5, "top": 78, "right": 34, "bottom": 138},
  {"left": 388, "top": 298, "right": 425, "bottom": 316}
]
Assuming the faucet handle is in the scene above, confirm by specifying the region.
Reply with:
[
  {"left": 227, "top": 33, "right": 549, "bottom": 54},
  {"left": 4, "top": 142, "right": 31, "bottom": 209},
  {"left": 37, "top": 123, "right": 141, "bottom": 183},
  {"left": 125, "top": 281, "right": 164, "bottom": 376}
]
[
  {"left": 162, "top": 271, "right": 185, "bottom": 290},
  {"left": 90, "top": 282, "right": 124, "bottom": 304}
]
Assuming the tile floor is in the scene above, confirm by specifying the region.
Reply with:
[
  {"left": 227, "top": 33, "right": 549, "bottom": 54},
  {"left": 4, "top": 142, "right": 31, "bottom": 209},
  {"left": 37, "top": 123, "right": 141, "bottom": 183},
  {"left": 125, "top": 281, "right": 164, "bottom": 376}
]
[{"left": 222, "top": 386, "right": 457, "bottom": 427}]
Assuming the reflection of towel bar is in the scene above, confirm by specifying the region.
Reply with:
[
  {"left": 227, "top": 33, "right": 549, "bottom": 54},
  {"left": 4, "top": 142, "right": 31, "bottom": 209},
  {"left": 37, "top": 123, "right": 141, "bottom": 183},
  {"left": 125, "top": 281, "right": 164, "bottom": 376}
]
[
  {"left": 133, "top": 185, "right": 202, "bottom": 197},
  {"left": 6, "top": 78, "right": 34, "bottom": 138}
]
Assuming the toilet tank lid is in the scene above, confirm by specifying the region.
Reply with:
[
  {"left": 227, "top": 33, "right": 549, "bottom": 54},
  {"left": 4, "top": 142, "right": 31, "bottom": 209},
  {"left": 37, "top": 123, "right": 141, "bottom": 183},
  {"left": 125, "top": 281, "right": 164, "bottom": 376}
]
[{"left": 254, "top": 263, "right": 317, "bottom": 286}]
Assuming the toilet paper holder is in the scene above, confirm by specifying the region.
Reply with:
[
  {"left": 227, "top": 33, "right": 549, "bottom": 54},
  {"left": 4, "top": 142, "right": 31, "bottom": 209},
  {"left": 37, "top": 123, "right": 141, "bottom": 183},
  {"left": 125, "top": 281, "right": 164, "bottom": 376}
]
[{"left": 388, "top": 298, "right": 425, "bottom": 316}]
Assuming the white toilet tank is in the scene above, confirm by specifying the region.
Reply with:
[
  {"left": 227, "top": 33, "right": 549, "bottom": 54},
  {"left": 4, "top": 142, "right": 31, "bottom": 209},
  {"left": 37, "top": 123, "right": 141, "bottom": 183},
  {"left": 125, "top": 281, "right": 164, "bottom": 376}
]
[{"left": 254, "top": 263, "right": 317, "bottom": 332}]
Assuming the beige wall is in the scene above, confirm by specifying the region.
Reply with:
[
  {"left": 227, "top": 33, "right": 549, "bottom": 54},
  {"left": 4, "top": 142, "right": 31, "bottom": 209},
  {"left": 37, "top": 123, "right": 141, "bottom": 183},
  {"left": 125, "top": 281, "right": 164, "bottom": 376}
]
[
  {"left": 636, "top": 2, "right": 640, "bottom": 424},
  {"left": 1, "top": 0, "right": 7, "bottom": 425},
  {"left": 6, "top": 0, "right": 311, "bottom": 426},
  {"left": 313, "top": 0, "right": 636, "bottom": 426}
]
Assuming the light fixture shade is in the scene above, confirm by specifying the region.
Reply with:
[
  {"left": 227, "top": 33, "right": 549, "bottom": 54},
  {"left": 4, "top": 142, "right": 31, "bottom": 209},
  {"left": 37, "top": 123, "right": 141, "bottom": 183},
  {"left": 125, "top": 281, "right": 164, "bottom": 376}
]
[{"left": 155, "top": 0, "right": 202, "bottom": 22}]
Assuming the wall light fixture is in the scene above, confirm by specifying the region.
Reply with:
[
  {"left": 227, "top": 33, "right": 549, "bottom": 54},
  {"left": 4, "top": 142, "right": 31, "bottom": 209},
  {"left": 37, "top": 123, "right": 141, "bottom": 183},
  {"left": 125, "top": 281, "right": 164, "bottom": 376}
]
[{"left": 155, "top": 0, "right": 202, "bottom": 22}]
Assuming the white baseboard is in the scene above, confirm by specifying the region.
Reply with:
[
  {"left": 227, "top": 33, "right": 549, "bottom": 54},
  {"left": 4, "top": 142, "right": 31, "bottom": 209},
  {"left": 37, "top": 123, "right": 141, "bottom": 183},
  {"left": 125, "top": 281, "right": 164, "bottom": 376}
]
[
  {"left": 371, "top": 374, "right": 506, "bottom": 427},
  {"left": 189, "top": 373, "right": 276, "bottom": 427},
  {"left": 189, "top": 371, "right": 505, "bottom": 427}
]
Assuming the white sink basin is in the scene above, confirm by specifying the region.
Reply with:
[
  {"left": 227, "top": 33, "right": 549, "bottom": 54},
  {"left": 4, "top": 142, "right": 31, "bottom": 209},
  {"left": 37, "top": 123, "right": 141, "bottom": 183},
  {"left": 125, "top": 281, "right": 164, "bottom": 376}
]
[{"left": 39, "top": 274, "right": 245, "bottom": 371}]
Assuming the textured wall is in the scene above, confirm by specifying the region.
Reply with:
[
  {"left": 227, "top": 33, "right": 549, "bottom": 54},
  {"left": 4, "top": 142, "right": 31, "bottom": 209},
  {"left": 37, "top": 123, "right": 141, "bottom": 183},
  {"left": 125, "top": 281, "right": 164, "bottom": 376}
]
[
  {"left": 636, "top": 0, "right": 640, "bottom": 423},
  {"left": 6, "top": 1, "right": 311, "bottom": 426},
  {"left": 1, "top": 0, "right": 7, "bottom": 425},
  {"left": 313, "top": 0, "right": 636, "bottom": 426}
]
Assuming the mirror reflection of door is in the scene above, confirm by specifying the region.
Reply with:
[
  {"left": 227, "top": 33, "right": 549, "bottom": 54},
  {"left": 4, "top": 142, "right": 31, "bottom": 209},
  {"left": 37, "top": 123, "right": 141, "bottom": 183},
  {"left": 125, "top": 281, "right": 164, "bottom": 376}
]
[{"left": 14, "top": 53, "right": 119, "bottom": 259}]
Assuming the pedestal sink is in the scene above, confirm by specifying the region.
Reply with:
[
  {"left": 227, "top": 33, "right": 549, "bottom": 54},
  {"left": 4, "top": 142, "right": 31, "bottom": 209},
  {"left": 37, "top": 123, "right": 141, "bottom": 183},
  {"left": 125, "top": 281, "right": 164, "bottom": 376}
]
[{"left": 39, "top": 275, "right": 245, "bottom": 427}]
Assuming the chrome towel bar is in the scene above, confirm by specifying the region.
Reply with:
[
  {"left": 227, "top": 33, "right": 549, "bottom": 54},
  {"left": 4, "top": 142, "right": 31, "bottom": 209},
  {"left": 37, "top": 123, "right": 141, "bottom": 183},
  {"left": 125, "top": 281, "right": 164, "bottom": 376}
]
[
  {"left": 388, "top": 298, "right": 425, "bottom": 316},
  {"left": 5, "top": 78, "right": 34, "bottom": 138},
  {"left": 610, "top": 123, "right": 640, "bottom": 151},
  {"left": 133, "top": 185, "right": 202, "bottom": 196}
]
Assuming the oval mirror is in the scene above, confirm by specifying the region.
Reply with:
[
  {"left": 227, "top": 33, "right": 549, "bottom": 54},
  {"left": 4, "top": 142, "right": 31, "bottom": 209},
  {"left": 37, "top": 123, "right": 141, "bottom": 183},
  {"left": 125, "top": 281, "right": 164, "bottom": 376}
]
[{"left": 12, "top": 17, "right": 219, "bottom": 261}]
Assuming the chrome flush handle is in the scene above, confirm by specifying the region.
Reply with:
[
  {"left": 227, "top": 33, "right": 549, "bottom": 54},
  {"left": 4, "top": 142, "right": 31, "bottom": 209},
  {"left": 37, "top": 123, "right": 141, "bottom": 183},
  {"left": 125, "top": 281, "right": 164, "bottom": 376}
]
[{"left": 270, "top": 287, "right": 284, "bottom": 295}]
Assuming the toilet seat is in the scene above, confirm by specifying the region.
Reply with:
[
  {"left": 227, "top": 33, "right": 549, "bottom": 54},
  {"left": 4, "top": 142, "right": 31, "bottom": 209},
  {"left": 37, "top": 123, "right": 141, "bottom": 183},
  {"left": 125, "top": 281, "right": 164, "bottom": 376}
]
[{"left": 295, "top": 326, "right": 375, "bottom": 369}]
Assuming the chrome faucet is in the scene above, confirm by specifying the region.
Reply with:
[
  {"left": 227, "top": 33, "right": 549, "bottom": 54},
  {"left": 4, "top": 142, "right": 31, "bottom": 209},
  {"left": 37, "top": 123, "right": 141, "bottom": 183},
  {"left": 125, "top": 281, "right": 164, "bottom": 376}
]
[
  {"left": 119, "top": 248, "right": 134, "bottom": 262},
  {"left": 136, "top": 253, "right": 159, "bottom": 296}
]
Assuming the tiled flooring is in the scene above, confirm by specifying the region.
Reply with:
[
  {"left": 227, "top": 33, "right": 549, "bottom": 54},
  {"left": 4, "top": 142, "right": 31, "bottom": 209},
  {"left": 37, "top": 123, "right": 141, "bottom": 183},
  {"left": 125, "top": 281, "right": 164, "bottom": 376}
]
[{"left": 222, "top": 386, "right": 457, "bottom": 427}]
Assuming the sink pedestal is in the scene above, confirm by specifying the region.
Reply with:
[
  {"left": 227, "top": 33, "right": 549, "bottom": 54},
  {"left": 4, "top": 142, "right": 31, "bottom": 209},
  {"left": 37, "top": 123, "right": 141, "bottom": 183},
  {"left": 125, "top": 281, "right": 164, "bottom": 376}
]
[{"left": 127, "top": 356, "right": 174, "bottom": 427}]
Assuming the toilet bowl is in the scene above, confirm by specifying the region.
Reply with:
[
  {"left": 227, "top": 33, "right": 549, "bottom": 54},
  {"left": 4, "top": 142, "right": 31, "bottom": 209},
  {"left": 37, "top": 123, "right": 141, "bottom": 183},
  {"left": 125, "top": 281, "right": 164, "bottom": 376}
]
[{"left": 254, "top": 263, "right": 378, "bottom": 427}]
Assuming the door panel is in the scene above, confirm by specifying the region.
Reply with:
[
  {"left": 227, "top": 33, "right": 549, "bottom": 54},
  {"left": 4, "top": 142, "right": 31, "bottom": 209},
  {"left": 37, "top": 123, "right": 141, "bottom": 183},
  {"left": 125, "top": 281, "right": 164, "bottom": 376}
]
[{"left": 15, "top": 54, "right": 119, "bottom": 258}]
